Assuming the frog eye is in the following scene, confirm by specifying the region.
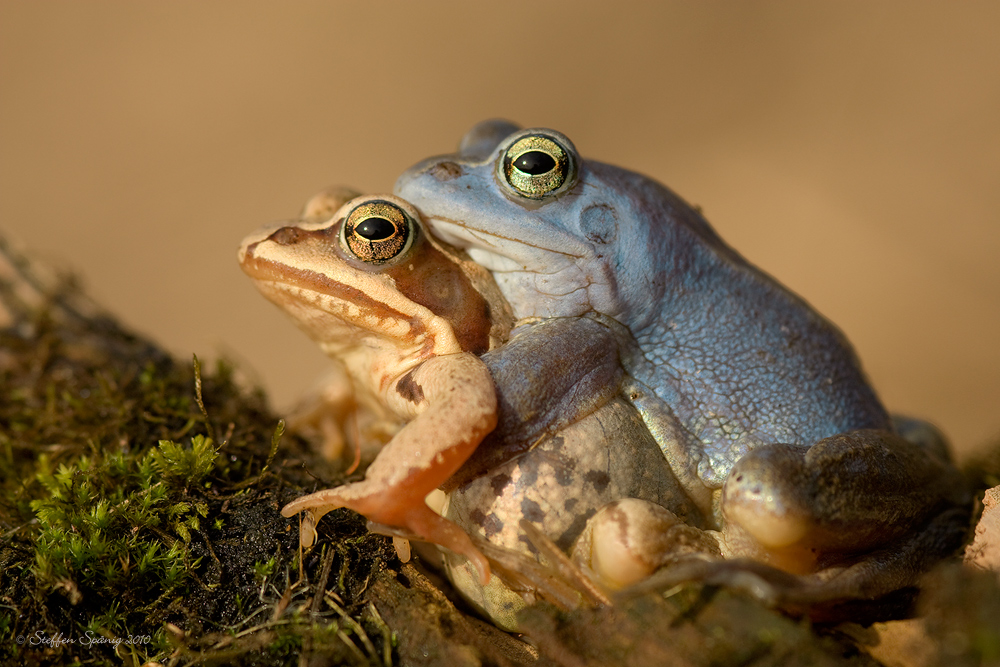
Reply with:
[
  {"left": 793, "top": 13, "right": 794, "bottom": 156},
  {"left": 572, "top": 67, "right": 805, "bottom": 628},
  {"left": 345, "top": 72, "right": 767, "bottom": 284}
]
[
  {"left": 499, "top": 132, "right": 577, "bottom": 199},
  {"left": 340, "top": 199, "right": 415, "bottom": 264}
]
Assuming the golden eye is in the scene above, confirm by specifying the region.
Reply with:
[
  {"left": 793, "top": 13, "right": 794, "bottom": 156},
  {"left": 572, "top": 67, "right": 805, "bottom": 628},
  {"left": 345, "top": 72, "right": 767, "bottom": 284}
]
[
  {"left": 341, "top": 200, "right": 414, "bottom": 263},
  {"left": 500, "top": 133, "right": 576, "bottom": 199}
]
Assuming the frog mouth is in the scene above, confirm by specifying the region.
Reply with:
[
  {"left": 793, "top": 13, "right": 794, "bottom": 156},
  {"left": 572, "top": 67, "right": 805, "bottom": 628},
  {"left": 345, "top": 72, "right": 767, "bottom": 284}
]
[
  {"left": 420, "top": 213, "right": 584, "bottom": 275},
  {"left": 241, "top": 241, "right": 407, "bottom": 320},
  {"left": 241, "top": 245, "right": 441, "bottom": 354}
]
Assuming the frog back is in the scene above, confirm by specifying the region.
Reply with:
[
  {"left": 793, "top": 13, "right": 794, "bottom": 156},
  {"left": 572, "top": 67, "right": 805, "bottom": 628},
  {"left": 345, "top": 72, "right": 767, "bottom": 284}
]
[{"left": 603, "top": 166, "right": 892, "bottom": 482}]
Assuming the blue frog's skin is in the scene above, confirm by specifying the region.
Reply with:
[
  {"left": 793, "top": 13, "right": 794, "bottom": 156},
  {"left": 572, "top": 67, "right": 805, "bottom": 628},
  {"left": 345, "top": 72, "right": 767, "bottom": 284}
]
[
  {"left": 396, "top": 122, "right": 889, "bottom": 491},
  {"left": 395, "top": 121, "right": 971, "bottom": 601}
]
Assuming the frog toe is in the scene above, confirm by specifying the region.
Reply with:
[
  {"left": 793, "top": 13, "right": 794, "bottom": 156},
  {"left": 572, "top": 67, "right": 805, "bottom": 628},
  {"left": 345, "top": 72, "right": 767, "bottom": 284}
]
[
  {"left": 283, "top": 482, "right": 491, "bottom": 584},
  {"left": 390, "top": 503, "right": 492, "bottom": 586}
]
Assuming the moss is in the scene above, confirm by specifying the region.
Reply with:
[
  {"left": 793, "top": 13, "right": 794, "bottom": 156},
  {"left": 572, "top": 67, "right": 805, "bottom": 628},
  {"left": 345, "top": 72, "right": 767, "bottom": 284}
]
[{"left": 0, "top": 240, "right": 391, "bottom": 666}]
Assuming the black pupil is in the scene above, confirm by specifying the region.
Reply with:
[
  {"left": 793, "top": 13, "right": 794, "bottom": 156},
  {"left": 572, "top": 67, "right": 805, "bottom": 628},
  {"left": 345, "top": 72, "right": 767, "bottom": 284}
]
[
  {"left": 513, "top": 151, "right": 556, "bottom": 175},
  {"left": 355, "top": 217, "right": 395, "bottom": 241}
]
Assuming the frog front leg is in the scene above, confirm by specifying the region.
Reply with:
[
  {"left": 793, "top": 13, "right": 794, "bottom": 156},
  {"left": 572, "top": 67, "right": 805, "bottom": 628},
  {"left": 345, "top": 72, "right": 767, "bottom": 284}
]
[
  {"left": 281, "top": 352, "right": 496, "bottom": 583},
  {"left": 720, "top": 429, "right": 971, "bottom": 587}
]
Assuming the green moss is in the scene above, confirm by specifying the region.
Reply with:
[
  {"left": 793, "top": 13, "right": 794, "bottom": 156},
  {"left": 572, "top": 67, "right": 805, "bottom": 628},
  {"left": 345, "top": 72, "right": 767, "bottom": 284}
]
[
  {"left": 29, "top": 440, "right": 207, "bottom": 608},
  {"left": 0, "top": 242, "right": 392, "bottom": 666},
  {"left": 253, "top": 556, "right": 277, "bottom": 584}
]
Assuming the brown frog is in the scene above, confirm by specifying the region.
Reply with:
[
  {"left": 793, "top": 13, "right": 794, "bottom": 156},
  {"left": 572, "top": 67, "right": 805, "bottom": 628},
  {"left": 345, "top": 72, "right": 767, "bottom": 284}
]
[{"left": 239, "top": 192, "right": 511, "bottom": 582}]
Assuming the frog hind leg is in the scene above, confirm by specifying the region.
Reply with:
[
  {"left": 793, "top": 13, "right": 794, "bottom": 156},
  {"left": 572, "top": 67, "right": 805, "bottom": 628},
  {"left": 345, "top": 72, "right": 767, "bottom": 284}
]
[
  {"left": 789, "top": 504, "right": 970, "bottom": 609},
  {"left": 640, "top": 501, "right": 969, "bottom": 622},
  {"left": 570, "top": 498, "right": 723, "bottom": 591},
  {"left": 570, "top": 430, "right": 970, "bottom": 620},
  {"left": 719, "top": 429, "right": 971, "bottom": 588}
]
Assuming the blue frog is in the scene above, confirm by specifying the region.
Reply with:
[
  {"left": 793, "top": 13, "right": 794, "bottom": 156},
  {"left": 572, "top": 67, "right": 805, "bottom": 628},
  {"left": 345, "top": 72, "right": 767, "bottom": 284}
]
[{"left": 395, "top": 120, "right": 970, "bottom": 611}]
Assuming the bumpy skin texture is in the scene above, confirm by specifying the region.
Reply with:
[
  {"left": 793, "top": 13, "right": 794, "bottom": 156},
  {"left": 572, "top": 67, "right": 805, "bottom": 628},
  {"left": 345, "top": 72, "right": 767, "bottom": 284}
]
[
  {"left": 395, "top": 123, "right": 888, "bottom": 489},
  {"left": 394, "top": 121, "right": 971, "bottom": 612}
]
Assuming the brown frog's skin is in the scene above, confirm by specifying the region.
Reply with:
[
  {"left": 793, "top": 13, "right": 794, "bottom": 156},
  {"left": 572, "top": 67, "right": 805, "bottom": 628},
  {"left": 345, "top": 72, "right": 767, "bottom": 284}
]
[
  {"left": 394, "top": 120, "right": 972, "bottom": 609},
  {"left": 239, "top": 193, "right": 513, "bottom": 582}
]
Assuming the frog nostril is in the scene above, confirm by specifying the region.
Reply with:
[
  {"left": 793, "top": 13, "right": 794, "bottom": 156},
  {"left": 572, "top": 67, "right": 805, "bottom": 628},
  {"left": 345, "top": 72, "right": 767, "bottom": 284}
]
[
  {"left": 430, "top": 161, "right": 463, "bottom": 182},
  {"left": 269, "top": 226, "right": 304, "bottom": 246}
]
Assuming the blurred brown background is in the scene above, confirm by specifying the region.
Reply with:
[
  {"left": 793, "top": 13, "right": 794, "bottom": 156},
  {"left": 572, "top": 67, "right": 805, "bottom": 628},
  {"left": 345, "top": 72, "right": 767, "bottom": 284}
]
[{"left": 2, "top": 2, "right": 997, "bottom": 458}]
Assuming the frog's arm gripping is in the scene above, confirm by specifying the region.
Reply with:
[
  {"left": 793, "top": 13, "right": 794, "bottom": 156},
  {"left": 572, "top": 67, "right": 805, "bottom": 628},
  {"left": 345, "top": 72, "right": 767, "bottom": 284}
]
[{"left": 281, "top": 352, "right": 496, "bottom": 584}]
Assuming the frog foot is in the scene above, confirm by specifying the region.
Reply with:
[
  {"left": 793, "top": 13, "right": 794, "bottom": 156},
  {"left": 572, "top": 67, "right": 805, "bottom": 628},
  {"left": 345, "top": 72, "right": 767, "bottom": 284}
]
[{"left": 282, "top": 485, "right": 491, "bottom": 585}]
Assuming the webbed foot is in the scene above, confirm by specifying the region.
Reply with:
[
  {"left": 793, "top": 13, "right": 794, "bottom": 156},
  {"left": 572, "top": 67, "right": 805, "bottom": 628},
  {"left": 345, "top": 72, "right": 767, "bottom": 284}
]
[{"left": 282, "top": 486, "right": 491, "bottom": 584}]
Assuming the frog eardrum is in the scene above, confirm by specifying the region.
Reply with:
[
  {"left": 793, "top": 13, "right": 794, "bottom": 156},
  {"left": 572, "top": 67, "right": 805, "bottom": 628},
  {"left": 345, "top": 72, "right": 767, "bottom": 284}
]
[
  {"left": 498, "top": 130, "right": 578, "bottom": 199},
  {"left": 341, "top": 198, "right": 414, "bottom": 263}
]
